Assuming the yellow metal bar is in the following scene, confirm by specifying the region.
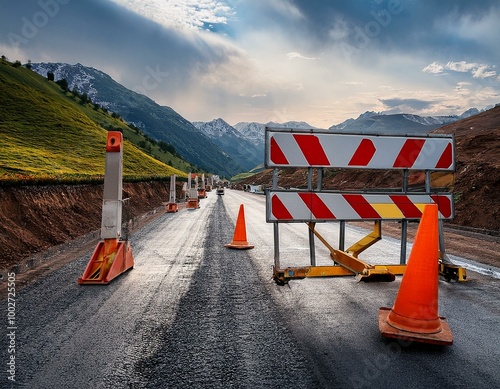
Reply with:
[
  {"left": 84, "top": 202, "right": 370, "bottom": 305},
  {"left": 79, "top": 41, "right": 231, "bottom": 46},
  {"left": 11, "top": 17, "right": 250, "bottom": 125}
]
[
  {"left": 346, "top": 220, "right": 382, "bottom": 257},
  {"left": 305, "top": 266, "right": 355, "bottom": 277},
  {"left": 273, "top": 265, "right": 355, "bottom": 284},
  {"left": 329, "top": 248, "right": 372, "bottom": 273},
  {"left": 378, "top": 264, "right": 406, "bottom": 275},
  {"left": 307, "top": 222, "right": 372, "bottom": 273},
  {"left": 306, "top": 222, "right": 395, "bottom": 282}
]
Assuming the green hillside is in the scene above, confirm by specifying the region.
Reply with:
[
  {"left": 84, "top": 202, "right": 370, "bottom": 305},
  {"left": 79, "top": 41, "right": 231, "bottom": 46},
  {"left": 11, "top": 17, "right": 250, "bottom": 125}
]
[{"left": 0, "top": 58, "right": 187, "bottom": 185}]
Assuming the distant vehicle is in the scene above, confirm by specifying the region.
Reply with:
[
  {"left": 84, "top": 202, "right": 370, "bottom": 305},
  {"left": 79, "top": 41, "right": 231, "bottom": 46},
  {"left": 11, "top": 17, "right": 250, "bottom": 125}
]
[{"left": 216, "top": 187, "right": 225, "bottom": 195}]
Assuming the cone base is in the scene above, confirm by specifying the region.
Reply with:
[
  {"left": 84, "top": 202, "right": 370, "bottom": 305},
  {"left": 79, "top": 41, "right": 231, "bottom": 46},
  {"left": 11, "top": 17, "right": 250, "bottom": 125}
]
[
  {"left": 378, "top": 307, "right": 453, "bottom": 346},
  {"left": 166, "top": 203, "right": 178, "bottom": 213},
  {"left": 224, "top": 242, "right": 254, "bottom": 250}
]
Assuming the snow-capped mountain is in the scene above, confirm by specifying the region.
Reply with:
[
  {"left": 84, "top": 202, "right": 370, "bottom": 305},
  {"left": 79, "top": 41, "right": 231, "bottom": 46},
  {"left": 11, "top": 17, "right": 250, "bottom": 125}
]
[
  {"left": 329, "top": 109, "right": 485, "bottom": 134},
  {"left": 31, "top": 63, "right": 104, "bottom": 106},
  {"left": 232, "top": 122, "right": 266, "bottom": 147},
  {"left": 191, "top": 119, "right": 316, "bottom": 170},
  {"left": 192, "top": 118, "right": 262, "bottom": 171},
  {"left": 233, "top": 121, "right": 315, "bottom": 147},
  {"left": 193, "top": 118, "right": 242, "bottom": 139}
]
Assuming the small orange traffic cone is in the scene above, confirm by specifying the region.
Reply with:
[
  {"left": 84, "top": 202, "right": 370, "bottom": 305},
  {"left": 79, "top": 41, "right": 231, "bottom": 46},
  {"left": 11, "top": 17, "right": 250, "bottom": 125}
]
[
  {"left": 225, "top": 204, "right": 254, "bottom": 250},
  {"left": 378, "top": 204, "right": 453, "bottom": 345}
]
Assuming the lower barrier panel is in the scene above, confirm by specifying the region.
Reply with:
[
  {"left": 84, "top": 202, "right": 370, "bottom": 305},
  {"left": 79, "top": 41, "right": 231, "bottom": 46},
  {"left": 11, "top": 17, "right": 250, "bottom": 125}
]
[{"left": 267, "top": 191, "right": 454, "bottom": 222}]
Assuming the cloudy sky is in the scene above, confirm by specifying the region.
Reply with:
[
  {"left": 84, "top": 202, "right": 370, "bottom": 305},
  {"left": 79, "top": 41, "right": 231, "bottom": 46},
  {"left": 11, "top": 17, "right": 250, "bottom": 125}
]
[{"left": 1, "top": 0, "right": 499, "bottom": 127}]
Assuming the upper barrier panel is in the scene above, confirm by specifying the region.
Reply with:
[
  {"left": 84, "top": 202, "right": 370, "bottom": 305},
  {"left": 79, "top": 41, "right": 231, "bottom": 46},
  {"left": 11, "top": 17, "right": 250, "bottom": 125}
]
[{"left": 264, "top": 128, "right": 455, "bottom": 171}]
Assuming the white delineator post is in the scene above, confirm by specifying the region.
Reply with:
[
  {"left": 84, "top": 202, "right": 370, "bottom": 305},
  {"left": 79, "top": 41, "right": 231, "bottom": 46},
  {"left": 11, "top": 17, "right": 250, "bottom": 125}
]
[
  {"left": 198, "top": 173, "right": 207, "bottom": 199},
  {"left": 166, "top": 174, "right": 178, "bottom": 213},
  {"left": 101, "top": 132, "right": 123, "bottom": 239},
  {"left": 187, "top": 172, "right": 199, "bottom": 209},
  {"left": 78, "top": 131, "right": 134, "bottom": 284}
]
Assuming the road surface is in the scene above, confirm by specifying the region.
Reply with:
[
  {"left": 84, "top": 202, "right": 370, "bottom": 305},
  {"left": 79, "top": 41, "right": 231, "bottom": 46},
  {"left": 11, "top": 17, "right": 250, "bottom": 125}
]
[{"left": 2, "top": 189, "right": 500, "bottom": 388}]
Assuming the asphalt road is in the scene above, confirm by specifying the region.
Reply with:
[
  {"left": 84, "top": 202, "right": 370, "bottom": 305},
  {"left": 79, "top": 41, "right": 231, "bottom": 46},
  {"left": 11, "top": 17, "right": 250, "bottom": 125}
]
[{"left": 2, "top": 189, "right": 500, "bottom": 388}]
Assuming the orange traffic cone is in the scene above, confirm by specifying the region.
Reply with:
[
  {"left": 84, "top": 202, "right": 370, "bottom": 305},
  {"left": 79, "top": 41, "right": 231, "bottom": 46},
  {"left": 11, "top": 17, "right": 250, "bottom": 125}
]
[
  {"left": 378, "top": 204, "right": 453, "bottom": 345},
  {"left": 225, "top": 204, "right": 254, "bottom": 250}
]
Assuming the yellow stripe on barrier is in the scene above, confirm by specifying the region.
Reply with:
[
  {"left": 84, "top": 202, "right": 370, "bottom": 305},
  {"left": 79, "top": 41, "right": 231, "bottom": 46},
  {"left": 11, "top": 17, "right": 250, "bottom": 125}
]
[{"left": 370, "top": 203, "right": 404, "bottom": 219}]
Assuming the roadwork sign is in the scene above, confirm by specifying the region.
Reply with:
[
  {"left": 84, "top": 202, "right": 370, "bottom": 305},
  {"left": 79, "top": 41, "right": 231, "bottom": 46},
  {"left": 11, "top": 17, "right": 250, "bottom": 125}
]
[{"left": 265, "top": 128, "right": 455, "bottom": 170}]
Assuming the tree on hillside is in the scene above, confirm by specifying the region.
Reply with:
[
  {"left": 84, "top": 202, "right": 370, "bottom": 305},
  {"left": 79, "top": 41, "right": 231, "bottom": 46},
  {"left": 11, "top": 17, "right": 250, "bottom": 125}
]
[
  {"left": 47, "top": 72, "right": 55, "bottom": 81},
  {"left": 79, "top": 92, "right": 90, "bottom": 105},
  {"left": 158, "top": 140, "right": 178, "bottom": 156},
  {"left": 56, "top": 78, "right": 69, "bottom": 91}
]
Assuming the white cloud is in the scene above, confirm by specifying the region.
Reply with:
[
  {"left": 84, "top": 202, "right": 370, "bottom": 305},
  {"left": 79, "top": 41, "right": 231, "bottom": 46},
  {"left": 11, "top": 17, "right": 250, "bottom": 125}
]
[
  {"left": 446, "top": 61, "right": 478, "bottom": 73},
  {"left": 471, "top": 64, "right": 497, "bottom": 79},
  {"left": 286, "top": 52, "right": 317, "bottom": 60},
  {"left": 422, "top": 62, "right": 444, "bottom": 74},
  {"left": 109, "top": 0, "right": 233, "bottom": 31},
  {"left": 423, "top": 60, "right": 497, "bottom": 79}
]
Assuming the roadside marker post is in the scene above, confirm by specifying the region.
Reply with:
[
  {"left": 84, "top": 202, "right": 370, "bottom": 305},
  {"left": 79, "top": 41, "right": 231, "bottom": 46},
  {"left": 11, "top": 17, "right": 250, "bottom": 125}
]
[
  {"left": 264, "top": 127, "right": 465, "bottom": 284},
  {"left": 198, "top": 173, "right": 207, "bottom": 199},
  {"left": 78, "top": 131, "right": 134, "bottom": 285},
  {"left": 186, "top": 173, "right": 200, "bottom": 209},
  {"left": 166, "top": 174, "right": 178, "bottom": 213}
]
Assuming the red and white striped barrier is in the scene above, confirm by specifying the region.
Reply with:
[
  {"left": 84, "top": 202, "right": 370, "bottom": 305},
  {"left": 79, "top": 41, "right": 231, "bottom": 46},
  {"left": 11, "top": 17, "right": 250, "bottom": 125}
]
[
  {"left": 265, "top": 129, "right": 455, "bottom": 170},
  {"left": 266, "top": 191, "right": 453, "bottom": 222}
]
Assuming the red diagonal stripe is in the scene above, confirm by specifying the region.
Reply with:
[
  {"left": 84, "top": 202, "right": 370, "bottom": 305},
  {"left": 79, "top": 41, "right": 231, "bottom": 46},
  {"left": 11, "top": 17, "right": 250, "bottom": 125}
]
[
  {"left": 343, "top": 194, "right": 380, "bottom": 219},
  {"left": 348, "top": 138, "right": 376, "bottom": 166},
  {"left": 271, "top": 194, "right": 294, "bottom": 220},
  {"left": 435, "top": 142, "right": 453, "bottom": 169},
  {"left": 293, "top": 134, "right": 330, "bottom": 165},
  {"left": 389, "top": 195, "right": 423, "bottom": 218},
  {"left": 298, "top": 193, "right": 336, "bottom": 219},
  {"left": 393, "top": 139, "right": 425, "bottom": 168},
  {"left": 431, "top": 195, "right": 452, "bottom": 218},
  {"left": 270, "top": 136, "right": 289, "bottom": 165}
]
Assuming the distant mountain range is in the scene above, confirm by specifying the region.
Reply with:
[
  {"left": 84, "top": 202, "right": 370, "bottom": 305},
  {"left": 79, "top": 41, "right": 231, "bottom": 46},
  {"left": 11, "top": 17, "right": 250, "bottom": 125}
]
[
  {"left": 193, "top": 119, "right": 315, "bottom": 170},
  {"left": 30, "top": 62, "right": 493, "bottom": 176},
  {"left": 329, "top": 108, "right": 483, "bottom": 134}
]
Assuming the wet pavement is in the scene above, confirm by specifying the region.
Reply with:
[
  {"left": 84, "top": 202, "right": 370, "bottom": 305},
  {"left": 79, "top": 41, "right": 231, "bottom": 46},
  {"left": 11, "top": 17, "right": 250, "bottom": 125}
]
[{"left": 2, "top": 190, "right": 500, "bottom": 388}]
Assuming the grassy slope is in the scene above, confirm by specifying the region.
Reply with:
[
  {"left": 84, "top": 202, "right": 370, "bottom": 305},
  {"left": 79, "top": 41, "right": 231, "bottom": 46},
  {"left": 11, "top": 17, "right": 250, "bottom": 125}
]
[{"left": 0, "top": 60, "right": 186, "bottom": 183}]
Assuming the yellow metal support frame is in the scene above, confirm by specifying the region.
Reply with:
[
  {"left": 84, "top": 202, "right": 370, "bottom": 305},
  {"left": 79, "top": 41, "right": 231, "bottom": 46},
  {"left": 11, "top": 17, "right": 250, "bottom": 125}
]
[
  {"left": 272, "top": 221, "right": 407, "bottom": 284},
  {"left": 272, "top": 221, "right": 467, "bottom": 284}
]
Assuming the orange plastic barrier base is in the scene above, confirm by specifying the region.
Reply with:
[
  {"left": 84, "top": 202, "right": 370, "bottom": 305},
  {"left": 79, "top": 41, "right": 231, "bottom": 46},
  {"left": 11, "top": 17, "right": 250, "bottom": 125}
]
[
  {"left": 166, "top": 203, "right": 178, "bottom": 213},
  {"left": 198, "top": 189, "right": 207, "bottom": 199},
  {"left": 186, "top": 198, "right": 199, "bottom": 209},
  {"left": 78, "top": 239, "right": 134, "bottom": 285}
]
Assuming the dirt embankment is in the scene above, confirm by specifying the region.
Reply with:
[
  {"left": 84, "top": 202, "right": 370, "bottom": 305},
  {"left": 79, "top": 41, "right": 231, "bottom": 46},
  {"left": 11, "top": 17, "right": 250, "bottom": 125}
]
[{"left": 0, "top": 181, "right": 173, "bottom": 271}]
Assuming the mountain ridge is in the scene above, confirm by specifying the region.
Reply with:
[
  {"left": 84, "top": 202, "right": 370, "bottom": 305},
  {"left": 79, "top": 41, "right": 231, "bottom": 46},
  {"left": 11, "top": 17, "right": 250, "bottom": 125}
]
[
  {"left": 30, "top": 62, "right": 242, "bottom": 178},
  {"left": 329, "top": 108, "right": 487, "bottom": 134}
]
